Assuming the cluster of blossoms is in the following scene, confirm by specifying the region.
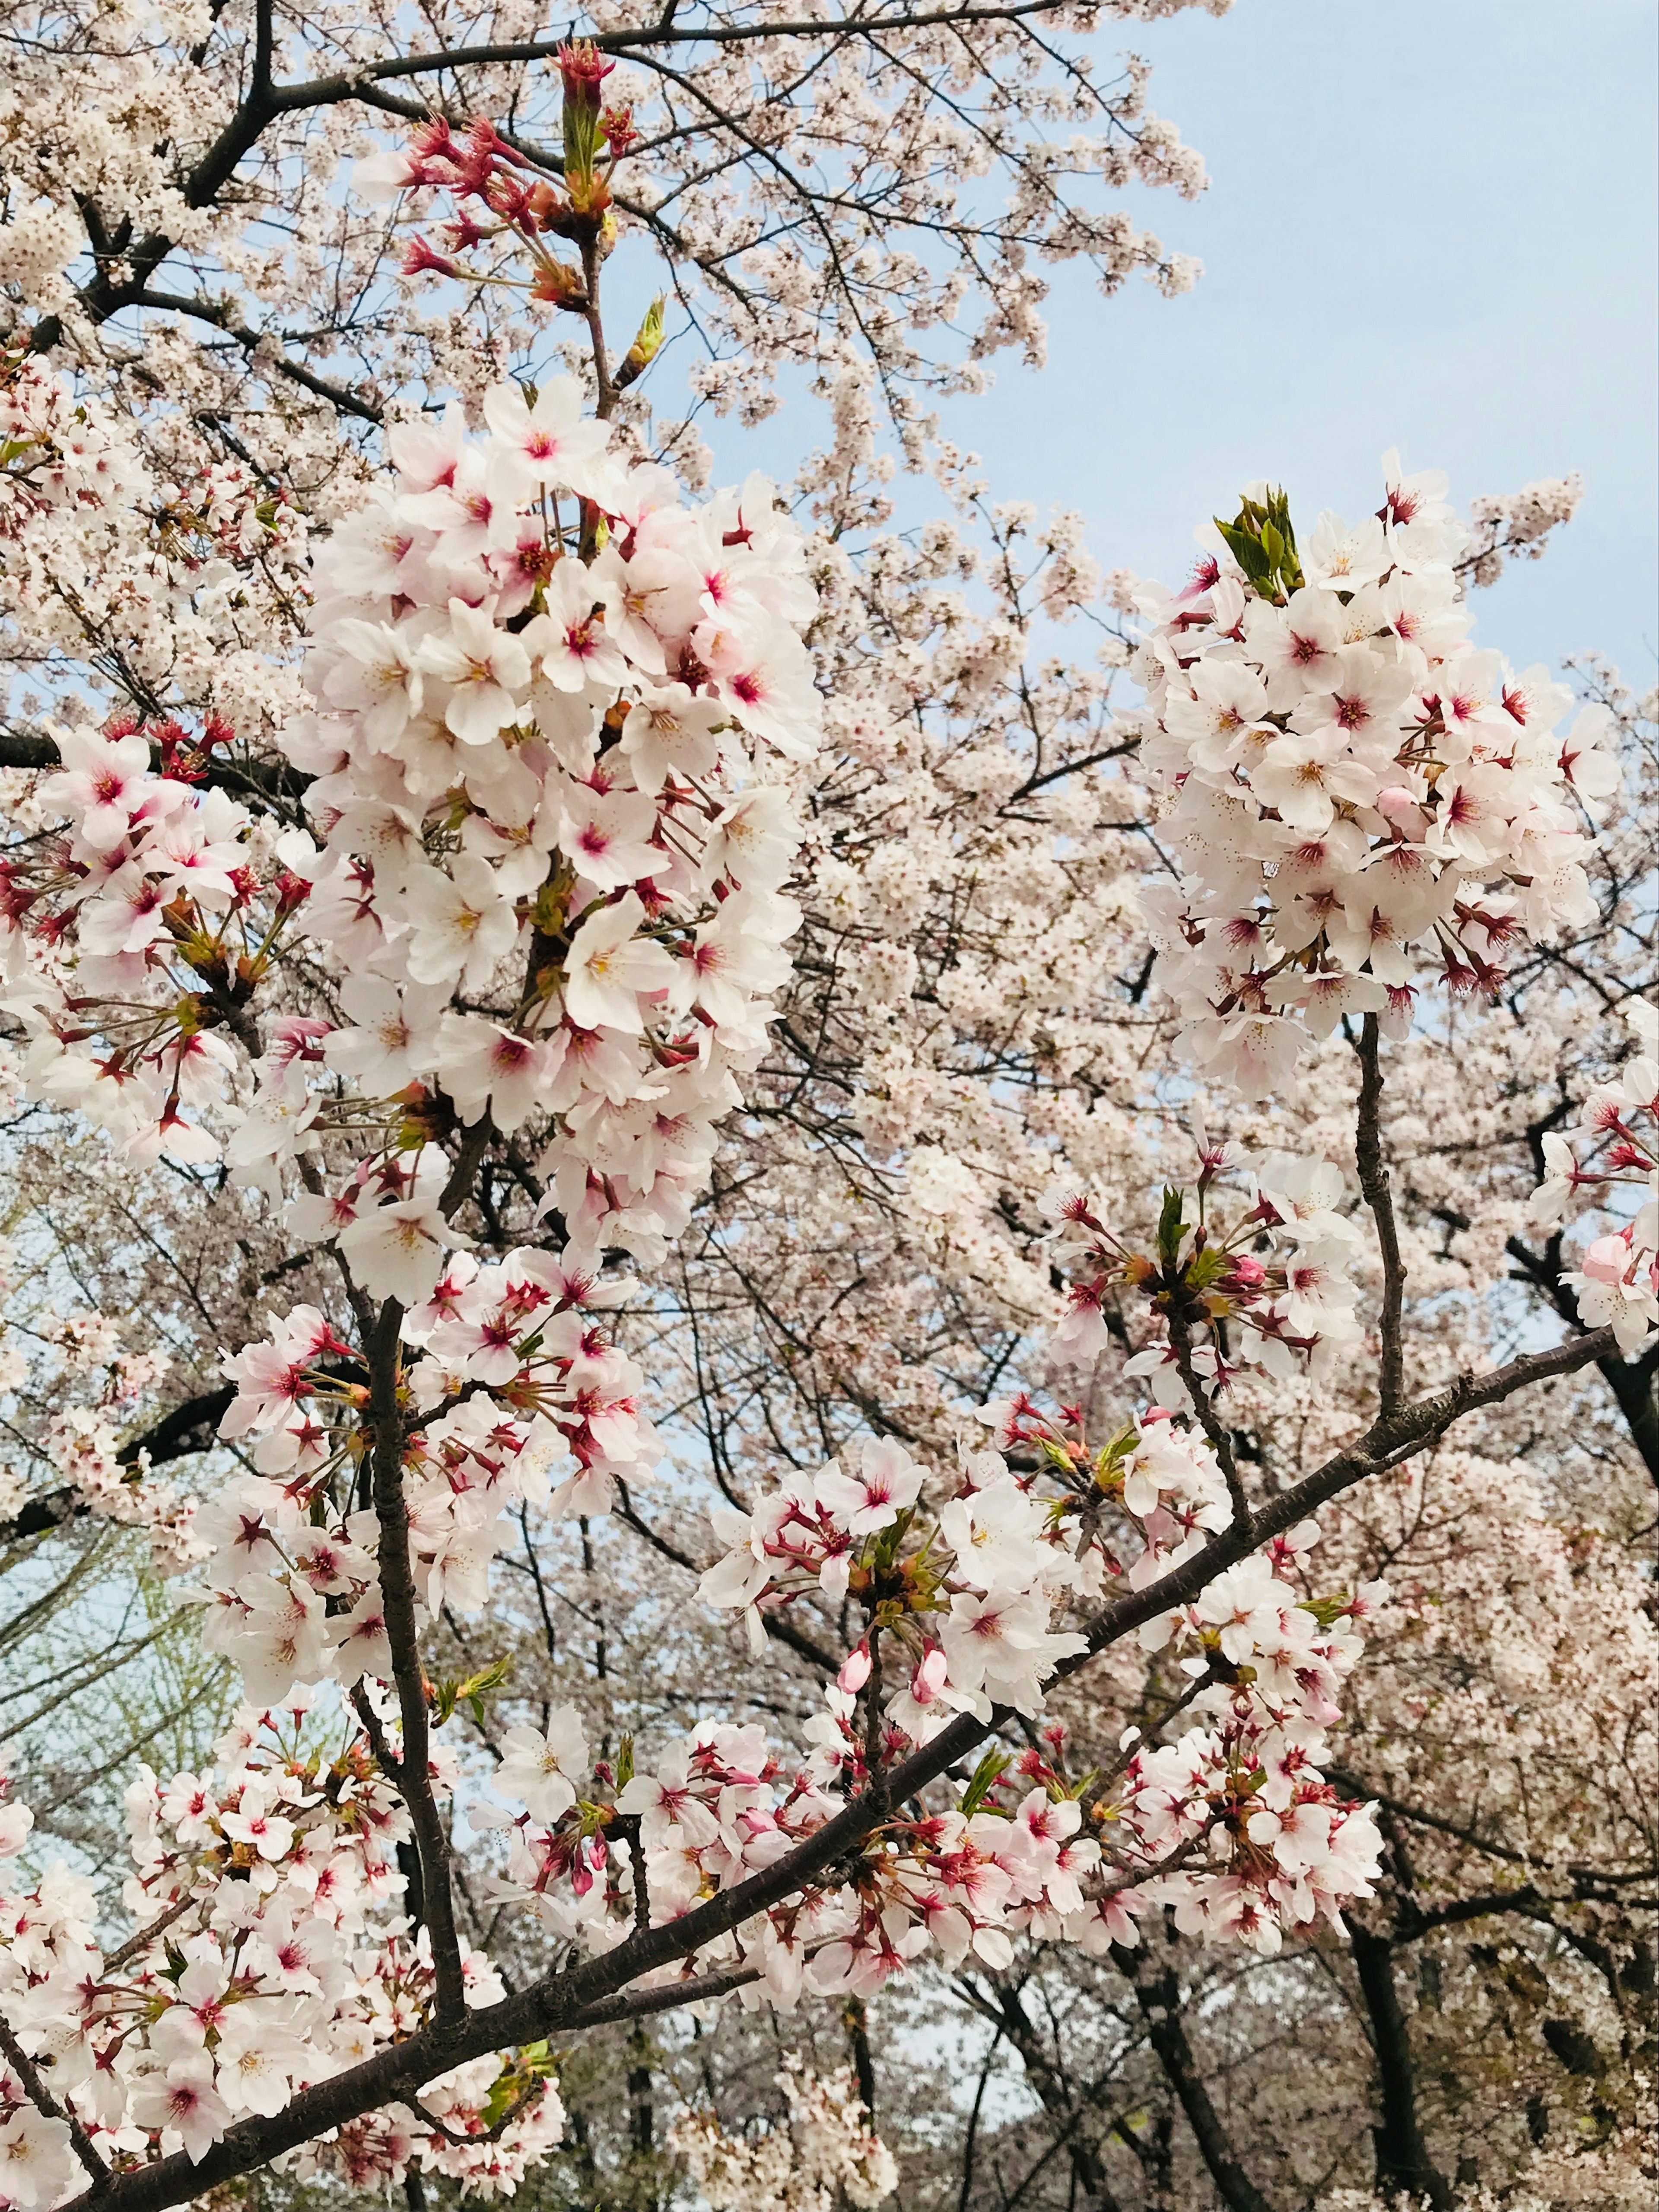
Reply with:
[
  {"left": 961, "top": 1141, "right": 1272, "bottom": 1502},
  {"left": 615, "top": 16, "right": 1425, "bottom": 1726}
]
[
  {"left": 362, "top": 52, "right": 646, "bottom": 318},
  {"left": 667, "top": 2056, "right": 898, "bottom": 2212},
  {"left": 203, "top": 1243, "right": 654, "bottom": 1701},
  {"left": 4, "top": 368, "right": 823, "bottom": 1710},
  {"left": 7, "top": 366, "right": 817, "bottom": 1267},
  {"left": 1135, "top": 459, "right": 1618, "bottom": 1095},
  {"left": 1530, "top": 996, "right": 1659, "bottom": 1351},
  {"left": 1045, "top": 1137, "right": 1363, "bottom": 1394},
  {"left": 0, "top": 1300, "right": 201, "bottom": 1569},
  {"left": 271, "top": 375, "right": 816, "bottom": 1268},
  {"left": 677, "top": 1396, "right": 1382, "bottom": 1971},
  {"left": 0, "top": 351, "right": 310, "bottom": 750},
  {"left": 0, "top": 1700, "right": 563, "bottom": 2201}
]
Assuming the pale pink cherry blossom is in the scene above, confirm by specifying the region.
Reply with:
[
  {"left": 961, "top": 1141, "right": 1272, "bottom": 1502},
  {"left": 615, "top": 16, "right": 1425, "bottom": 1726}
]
[
  {"left": 385, "top": 400, "right": 467, "bottom": 493},
  {"left": 1302, "top": 509, "right": 1389, "bottom": 593},
  {"left": 1260, "top": 728, "right": 1388, "bottom": 833},
  {"left": 0, "top": 2105, "right": 77, "bottom": 2206},
  {"left": 556, "top": 785, "right": 663, "bottom": 890},
  {"left": 618, "top": 683, "right": 725, "bottom": 793},
  {"left": 401, "top": 854, "right": 521, "bottom": 991},
  {"left": 219, "top": 1306, "right": 333, "bottom": 1431},
  {"left": 562, "top": 893, "right": 678, "bottom": 1031},
  {"left": 1286, "top": 642, "right": 1417, "bottom": 748},
  {"left": 40, "top": 725, "right": 175, "bottom": 851},
  {"left": 323, "top": 976, "right": 449, "bottom": 1093},
  {"left": 413, "top": 600, "right": 531, "bottom": 744},
  {"left": 434, "top": 1014, "right": 550, "bottom": 1129},
  {"left": 400, "top": 448, "right": 520, "bottom": 572},
  {"left": 940, "top": 1591, "right": 1087, "bottom": 1718},
  {"left": 1069, "top": 1886, "right": 1149, "bottom": 1955},
  {"left": 318, "top": 489, "right": 433, "bottom": 599},
  {"left": 495, "top": 1711, "right": 589, "bottom": 1822},
  {"left": 1264, "top": 967, "right": 1389, "bottom": 1041},
  {"left": 586, "top": 545, "right": 672, "bottom": 674},
  {"left": 1323, "top": 885, "right": 1426, "bottom": 985},
  {"left": 243, "top": 1910, "right": 345, "bottom": 2001},
  {"left": 213, "top": 2016, "right": 311, "bottom": 2119},
  {"left": 816, "top": 1437, "right": 923, "bottom": 1534},
  {"left": 668, "top": 892, "right": 798, "bottom": 1028},
  {"left": 75, "top": 863, "right": 175, "bottom": 959},
  {"left": 482, "top": 377, "right": 623, "bottom": 509},
  {"left": 1557, "top": 702, "right": 1623, "bottom": 801},
  {"left": 702, "top": 785, "right": 802, "bottom": 893},
  {"left": 1377, "top": 568, "right": 1471, "bottom": 658},
  {"left": 1187, "top": 1011, "right": 1310, "bottom": 1101},
  {"left": 336, "top": 1193, "right": 461, "bottom": 1306},
  {"left": 1434, "top": 645, "right": 1510, "bottom": 756},
  {"left": 130, "top": 2058, "right": 233, "bottom": 2164},
  {"left": 1243, "top": 587, "right": 1346, "bottom": 707},
  {"left": 203, "top": 1575, "right": 328, "bottom": 1703},
  {"left": 326, "top": 1589, "right": 397, "bottom": 1684},
  {"left": 1195, "top": 1556, "right": 1297, "bottom": 1663},
  {"left": 693, "top": 621, "right": 820, "bottom": 760},
  {"left": 1563, "top": 1231, "right": 1659, "bottom": 1352},
  {"left": 314, "top": 618, "right": 426, "bottom": 747},
  {"left": 1425, "top": 761, "right": 1519, "bottom": 866},
  {"left": 885, "top": 1646, "right": 977, "bottom": 1745},
  {"left": 147, "top": 791, "right": 256, "bottom": 905},
  {"left": 287, "top": 1178, "right": 365, "bottom": 1247},
  {"left": 1163, "top": 659, "right": 1272, "bottom": 772},
  {"left": 292, "top": 1525, "right": 375, "bottom": 1595},
  {"left": 540, "top": 1023, "right": 645, "bottom": 1115},
  {"left": 219, "top": 1788, "right": 296, "bottom": 1860},
  {"left": 519, "top": 559, "right": 629, "bottom": 695}
]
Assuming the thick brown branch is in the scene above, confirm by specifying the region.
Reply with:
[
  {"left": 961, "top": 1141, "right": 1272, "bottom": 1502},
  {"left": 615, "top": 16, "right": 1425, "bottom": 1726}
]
[
  {"left": 1346, "top": 1920, "right": 1452, "bottom": 2210},
  {"left": 1354, "top": 1013, "right": 1406, "bottom": 1416},
  {"left": 365, "top": 1297, "right": 467, "bottom": 2023}
]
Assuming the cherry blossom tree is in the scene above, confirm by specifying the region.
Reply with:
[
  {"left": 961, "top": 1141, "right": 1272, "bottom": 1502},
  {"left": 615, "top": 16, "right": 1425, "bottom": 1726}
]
[{"left": 0, "top": 10, "right": 1653, "bottom": 2212}]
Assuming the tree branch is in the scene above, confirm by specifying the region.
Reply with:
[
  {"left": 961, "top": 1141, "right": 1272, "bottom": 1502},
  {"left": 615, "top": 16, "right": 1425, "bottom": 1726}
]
[
  {"left": 1354, "top": 1013, "right": 1406, "bottom": 1417},
  {"left": 52, "top": 1322, "right": 1615, "bottom": 2212},
  {"left": 365, "top": 1297, "right": 467, "bottom": 2024}
]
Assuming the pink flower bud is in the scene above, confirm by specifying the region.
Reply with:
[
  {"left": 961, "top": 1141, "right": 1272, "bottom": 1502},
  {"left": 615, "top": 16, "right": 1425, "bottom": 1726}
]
[
  {"left": 1582, "top": 1230, "right": 1633, "bottom": 1284},
  {"left": 837, "top": 1642, "right": 872, "bottom": 1694}
]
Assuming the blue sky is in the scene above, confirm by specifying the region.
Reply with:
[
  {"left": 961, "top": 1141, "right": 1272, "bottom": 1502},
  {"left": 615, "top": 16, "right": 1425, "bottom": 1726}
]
[{"left": 699, "top": 0, "right": 1659, "bottom": 687}]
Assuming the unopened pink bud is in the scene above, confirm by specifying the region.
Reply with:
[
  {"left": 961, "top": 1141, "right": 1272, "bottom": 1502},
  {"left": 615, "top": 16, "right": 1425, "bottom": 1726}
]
[
  {"left": 837, "top": 1643, "right": 872, "bottom": 1693},
  {"left": 1582, "top": 1230, "right": 1633, "bottom": 1284}
]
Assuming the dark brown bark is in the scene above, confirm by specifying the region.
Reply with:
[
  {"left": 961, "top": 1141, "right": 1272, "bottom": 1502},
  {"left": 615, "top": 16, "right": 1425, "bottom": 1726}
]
[
  {"left": 1346, "top": 1922, "right": 1452, "bottom": 2210},
  {"left": 1113, "top": 1937, "right": 1278, "bottom": 2212}
]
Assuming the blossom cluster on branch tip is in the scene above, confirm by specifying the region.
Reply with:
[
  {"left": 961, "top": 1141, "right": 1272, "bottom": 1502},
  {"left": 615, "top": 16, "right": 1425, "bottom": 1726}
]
[
  {"left": 9, "top": 371, "right": 816, "bottom": 1264},
  {"left": 694, "top": 1403, "right": 1383, "bottom": 1967},
  {"left": 205, "top": 1242, "right": 655, "bottom": 1706},
  {"left": 1530, "top": 997, "right": 1659, "bottom": 1351},
  {"left": 1135, "top": 457, "right": 1618, "bottom": 1096},
  {"left": 1045, "top": 1135, "right": 1364, "bottom": 1393},
  {"left": 0, "top": 1707, "right": 561, "bottom": 2196}
]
